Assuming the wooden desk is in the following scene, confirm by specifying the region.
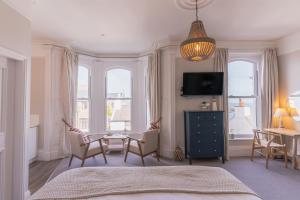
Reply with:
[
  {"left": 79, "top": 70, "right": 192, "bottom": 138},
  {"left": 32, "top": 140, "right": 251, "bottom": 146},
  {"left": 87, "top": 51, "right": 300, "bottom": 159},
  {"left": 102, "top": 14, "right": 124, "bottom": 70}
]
[{"left": 264, "top": 128, "right": 300, "bottom": 169}]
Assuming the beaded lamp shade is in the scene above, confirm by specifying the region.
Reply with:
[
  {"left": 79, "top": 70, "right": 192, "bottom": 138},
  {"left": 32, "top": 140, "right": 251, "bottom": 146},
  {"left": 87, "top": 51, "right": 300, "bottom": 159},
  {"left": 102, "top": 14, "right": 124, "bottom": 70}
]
[{"left": 180, "top": 0, "right": 216, "bottom": 61}]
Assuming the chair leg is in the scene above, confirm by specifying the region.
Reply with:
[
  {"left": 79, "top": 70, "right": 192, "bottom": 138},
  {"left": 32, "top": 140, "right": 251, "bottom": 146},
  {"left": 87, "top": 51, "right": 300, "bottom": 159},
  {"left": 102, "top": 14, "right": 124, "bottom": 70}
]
[
  {"left": 137, "top": 141, "right": 145, "bottom": 166},
  {"left": 102, "top": 152, "right": 108, "bottom": 164},
  {"left": 68, "top": 155, "right": 74, "bottom": 168},
  {"left": 266, "top": 148, "right": 270, "bottom": 169},
  {"left": 81, "top": 159, "right": 85, "bottom": 167},
  {"left": 124, "top": 139, "right": 131, "bottom": 162},
  {"left": 141, "top": 155, "right": 145, "bottom": 166},
  {"left": 124, "top": 149, "right": 129, "bottom": 162},
  {"left": 251, "top": 145, "right": 255, "bottom": 161},
  {"left": 284, "top": 147, "right": 288, "bottom": 168},
  {"left": 156, "top": 151, "right": 160, "bottom": 162},
  {"left": 271, "top": 148, "right": 275, "bottom": 160},
  {"left": 98, "top": 140, "right": 107, "bottom": 164}
]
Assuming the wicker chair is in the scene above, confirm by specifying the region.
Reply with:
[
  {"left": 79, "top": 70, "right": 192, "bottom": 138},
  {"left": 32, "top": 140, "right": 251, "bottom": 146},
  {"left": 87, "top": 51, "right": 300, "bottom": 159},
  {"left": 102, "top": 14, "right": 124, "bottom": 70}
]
[{"left": 251, "top": 129, "right": 288, "bottom": 169}]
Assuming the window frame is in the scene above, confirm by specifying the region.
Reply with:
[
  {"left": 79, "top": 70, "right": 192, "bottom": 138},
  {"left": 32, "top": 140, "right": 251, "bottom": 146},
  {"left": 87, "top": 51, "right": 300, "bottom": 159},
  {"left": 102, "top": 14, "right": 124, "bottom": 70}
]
[
  {"left": 228, "top": 58, "right": 260, "bottom": 139},
  {"left": 104, "top": 67, "right": 133, "bottom": 132},
  {"left": 76, "top": 65, "right": 91, "bottom": 132}
]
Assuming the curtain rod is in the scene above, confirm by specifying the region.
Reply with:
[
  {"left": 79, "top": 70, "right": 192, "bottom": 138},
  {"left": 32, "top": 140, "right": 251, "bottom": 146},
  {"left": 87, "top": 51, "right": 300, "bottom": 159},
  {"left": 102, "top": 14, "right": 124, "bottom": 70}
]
[
  {"left": 77, "top": 51, "right": 146, "bottom": 59},
  {"left": 41, "top": 43, "right": 180, "bottom": 59},
  {"left": 42, "top": 43, "right": 71, "bottom": 49}
]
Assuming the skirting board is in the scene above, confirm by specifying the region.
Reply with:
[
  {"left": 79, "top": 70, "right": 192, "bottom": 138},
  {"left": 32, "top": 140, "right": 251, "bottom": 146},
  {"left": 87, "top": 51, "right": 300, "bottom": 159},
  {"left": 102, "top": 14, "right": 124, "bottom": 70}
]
[
  {"left": 161, "top": 146, "right": 252, "bottom": 159},
  {"left": 37, "top": 149, "right": 64, "bottom": 161},
  {"left": 229, "top": 145, "right": 252, "bottom": 157},
  {"left": 160, "top": 148, "right": 174, "bottom": 159},
  {"left": 25, "top": 190, "right": 31, "bottom": 200}
]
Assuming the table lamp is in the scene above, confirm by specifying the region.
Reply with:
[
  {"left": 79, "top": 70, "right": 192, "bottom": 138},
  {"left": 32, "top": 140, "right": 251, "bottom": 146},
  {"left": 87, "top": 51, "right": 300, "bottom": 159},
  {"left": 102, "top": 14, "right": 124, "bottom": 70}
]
[{"left": 274, "top": 108, "right": 288, "bottom": 128}]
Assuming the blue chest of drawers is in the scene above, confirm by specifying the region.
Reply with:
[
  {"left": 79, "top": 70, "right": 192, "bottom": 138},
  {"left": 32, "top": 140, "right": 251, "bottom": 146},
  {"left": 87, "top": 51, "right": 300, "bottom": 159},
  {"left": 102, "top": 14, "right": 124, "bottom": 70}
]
[{"left": 184, "top": 111, "right": 225, "bottom": 164}]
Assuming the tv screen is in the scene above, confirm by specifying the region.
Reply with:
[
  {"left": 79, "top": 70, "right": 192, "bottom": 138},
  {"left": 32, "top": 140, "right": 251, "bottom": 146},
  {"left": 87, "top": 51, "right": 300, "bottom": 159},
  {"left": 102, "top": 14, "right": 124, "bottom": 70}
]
[{"left": 182, "top": 72, "right": 224, "bottom": 96}]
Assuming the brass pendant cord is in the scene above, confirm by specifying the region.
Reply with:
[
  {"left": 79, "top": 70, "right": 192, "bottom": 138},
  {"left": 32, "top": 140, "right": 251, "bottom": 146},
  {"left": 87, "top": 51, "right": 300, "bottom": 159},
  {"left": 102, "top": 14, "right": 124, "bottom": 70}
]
[{"left": 196, "top": 0, "right": 198, "bottom": 20}]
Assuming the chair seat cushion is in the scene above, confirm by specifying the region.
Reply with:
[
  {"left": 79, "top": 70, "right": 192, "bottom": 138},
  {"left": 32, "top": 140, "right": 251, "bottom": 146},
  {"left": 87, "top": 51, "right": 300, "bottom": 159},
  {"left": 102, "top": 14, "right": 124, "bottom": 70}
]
[
  {"left": 87, "top": 142, "right": 108, "bottom": 157},
  {"left": 125, "top": 140, "right": 141, "bottom": 154}
]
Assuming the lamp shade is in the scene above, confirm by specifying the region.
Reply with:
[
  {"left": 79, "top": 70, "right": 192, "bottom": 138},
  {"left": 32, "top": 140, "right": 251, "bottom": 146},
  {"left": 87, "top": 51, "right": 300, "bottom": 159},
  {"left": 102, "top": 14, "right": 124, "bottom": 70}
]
[
  {"left": 274, "top": 108, "right": 288, "bottom": 117},
  {"left": 180, "top": 20, "right": 216, "bottom": 62}
]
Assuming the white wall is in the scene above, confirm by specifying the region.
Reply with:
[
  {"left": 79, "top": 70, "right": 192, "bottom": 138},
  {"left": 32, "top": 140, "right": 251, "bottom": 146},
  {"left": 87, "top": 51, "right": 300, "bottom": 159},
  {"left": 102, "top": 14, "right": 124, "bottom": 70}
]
[
  {"left": 31, "top": 45, "right": 64, "bottom": 161},
  {"left": 2, "top": 0, "right": 31, "bottom": 20},
  {"left": 175, "top": 57, "right": 214, "bottom": 148},
  {"left": 0, "top": 1, "right": 31, "bottom": 199},
  {"left": 31, "top": 57, "right": 45, "bottom": 150},
  {"left": 277, "top": 31, "right": 300, "bottom": 161},
  {"left": 0, "top": 1, "right": 31, "bottom": 57}
]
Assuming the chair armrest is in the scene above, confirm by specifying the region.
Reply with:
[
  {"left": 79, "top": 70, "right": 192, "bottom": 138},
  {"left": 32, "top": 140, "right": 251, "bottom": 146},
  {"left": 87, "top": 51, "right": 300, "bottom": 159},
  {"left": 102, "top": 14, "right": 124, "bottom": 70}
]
[
  {"left": 127, "top": 137, "right": 145, "bottom": 143},
  {"left": 127, "top": 133, "right": 143, "bottom": 139},
  {"left": 83, "top": 134, "right": 105, "bottom": 145},
  {"left": 87, "top": 134, "right": 105, "bottom": 141},
  {"left": 87, "top": 133, "right": 106, "bottom": 137}
]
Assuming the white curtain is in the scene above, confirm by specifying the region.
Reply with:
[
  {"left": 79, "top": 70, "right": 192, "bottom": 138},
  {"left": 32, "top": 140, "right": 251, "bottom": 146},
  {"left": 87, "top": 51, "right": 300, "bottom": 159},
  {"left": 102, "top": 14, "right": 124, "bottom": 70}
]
[
  {"left": 261, "top": 48, "right": 279, "bottom": 128},
  {"left": 213, "top": 48, "right": 229, "bottom": 160},
  {"left": 147, "top": 50, "right": 161, "bottom": 125},
  {"left": 60, "top": 49, "right": 78, "bottom": 155}
]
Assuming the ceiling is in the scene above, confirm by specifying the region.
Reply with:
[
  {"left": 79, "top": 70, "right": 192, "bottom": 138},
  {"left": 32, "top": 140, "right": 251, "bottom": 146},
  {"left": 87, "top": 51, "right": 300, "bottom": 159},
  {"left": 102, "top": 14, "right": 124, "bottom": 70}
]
[{"left": 30, "top": 0, "right": 300, "bottom": 54}]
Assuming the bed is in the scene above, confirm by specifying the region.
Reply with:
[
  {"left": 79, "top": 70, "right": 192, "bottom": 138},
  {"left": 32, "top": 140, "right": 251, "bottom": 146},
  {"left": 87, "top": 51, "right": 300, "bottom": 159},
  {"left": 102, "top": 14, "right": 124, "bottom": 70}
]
[{"left": 31, "top": 166, "right": 261, "bottom": 200}]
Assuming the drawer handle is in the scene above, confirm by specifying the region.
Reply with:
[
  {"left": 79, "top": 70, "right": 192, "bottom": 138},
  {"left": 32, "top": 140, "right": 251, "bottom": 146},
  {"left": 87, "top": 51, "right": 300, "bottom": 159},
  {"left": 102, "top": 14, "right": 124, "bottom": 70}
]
[
  {"left": 213, "top": 124, "right": 216, "bottom": 126},
  {"left": 197, "top": 131, "right": 201, "bottom": 134},
  {"left": 214, "top": 140, "right": 216, "bottom": 142},
  {"left": 197, "top": 140, "right": 201, "bottom": 143},
  {"left": 198, "top": 150, "right": 201, "bottom": 153},
  {"left": 197, "top": 124, "right": 200, "bottom": 127},
  {"left": 214, "top": 149, "right": 217, "bottom": 152}
]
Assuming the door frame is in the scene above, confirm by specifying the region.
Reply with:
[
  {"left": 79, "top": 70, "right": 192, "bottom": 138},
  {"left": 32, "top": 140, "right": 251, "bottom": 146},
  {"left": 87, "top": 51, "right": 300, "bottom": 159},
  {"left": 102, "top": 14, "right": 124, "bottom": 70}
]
[{"left": 0, "top": 46, "right": 30, "bottom": 200}]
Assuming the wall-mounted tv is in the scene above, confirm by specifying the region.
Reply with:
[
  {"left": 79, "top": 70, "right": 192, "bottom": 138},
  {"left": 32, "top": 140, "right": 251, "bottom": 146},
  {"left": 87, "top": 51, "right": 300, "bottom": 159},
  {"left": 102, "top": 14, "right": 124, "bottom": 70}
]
[{"left": 182, "top": 72, "right": 224, "bottom": 96}]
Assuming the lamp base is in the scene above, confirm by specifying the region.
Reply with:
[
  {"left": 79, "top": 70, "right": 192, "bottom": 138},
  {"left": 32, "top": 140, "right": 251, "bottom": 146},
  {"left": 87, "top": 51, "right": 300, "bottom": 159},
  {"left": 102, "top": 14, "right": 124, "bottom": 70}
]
[{"left": 278, "top": 118, "right": 284, "bottom": 129}]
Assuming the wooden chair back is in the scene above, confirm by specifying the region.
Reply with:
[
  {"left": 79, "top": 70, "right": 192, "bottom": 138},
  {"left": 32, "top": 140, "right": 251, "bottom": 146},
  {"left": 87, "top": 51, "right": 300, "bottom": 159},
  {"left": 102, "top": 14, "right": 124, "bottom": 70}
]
[
  {"left": 253, "top": 129, "right": 283, "bottom": 146},
  {"left": 142, "top": 129, "right": 159, "bottom": 153}
]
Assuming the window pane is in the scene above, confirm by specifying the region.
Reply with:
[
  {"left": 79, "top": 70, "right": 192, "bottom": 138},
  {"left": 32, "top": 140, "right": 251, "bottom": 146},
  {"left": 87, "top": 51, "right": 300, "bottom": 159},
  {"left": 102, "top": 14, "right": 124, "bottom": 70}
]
[
  {"left": 76, "top": 100, "right": 89, "bottom": 132},
  {"left": 77, "top": 66, "right": 89, "bottom": 98},
  {"left": 228, "top": 61, "right": 255, "bottom": 96},
  {"left": 106, "top": 69, "right": 131, "bottom": 98},
  {"left": 106, "top": 100, "right": 131, "bottom": 131},
  {"left": 228, "top": 98, "right": 256, "bottom": 139}
]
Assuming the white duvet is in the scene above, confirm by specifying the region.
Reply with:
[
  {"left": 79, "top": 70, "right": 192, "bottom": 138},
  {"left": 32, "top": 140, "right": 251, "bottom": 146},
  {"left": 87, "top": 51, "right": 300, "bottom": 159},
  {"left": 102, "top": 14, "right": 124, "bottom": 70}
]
[{"left": 31, "top": 166, "right": 261, "bottom": 200}]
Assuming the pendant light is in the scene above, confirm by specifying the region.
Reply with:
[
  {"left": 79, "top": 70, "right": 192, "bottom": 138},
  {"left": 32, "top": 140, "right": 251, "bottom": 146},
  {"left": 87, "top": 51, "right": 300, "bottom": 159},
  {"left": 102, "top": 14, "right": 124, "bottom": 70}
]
[{"left": 180, "top": 0, "right": 216, "bottom": 62}]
